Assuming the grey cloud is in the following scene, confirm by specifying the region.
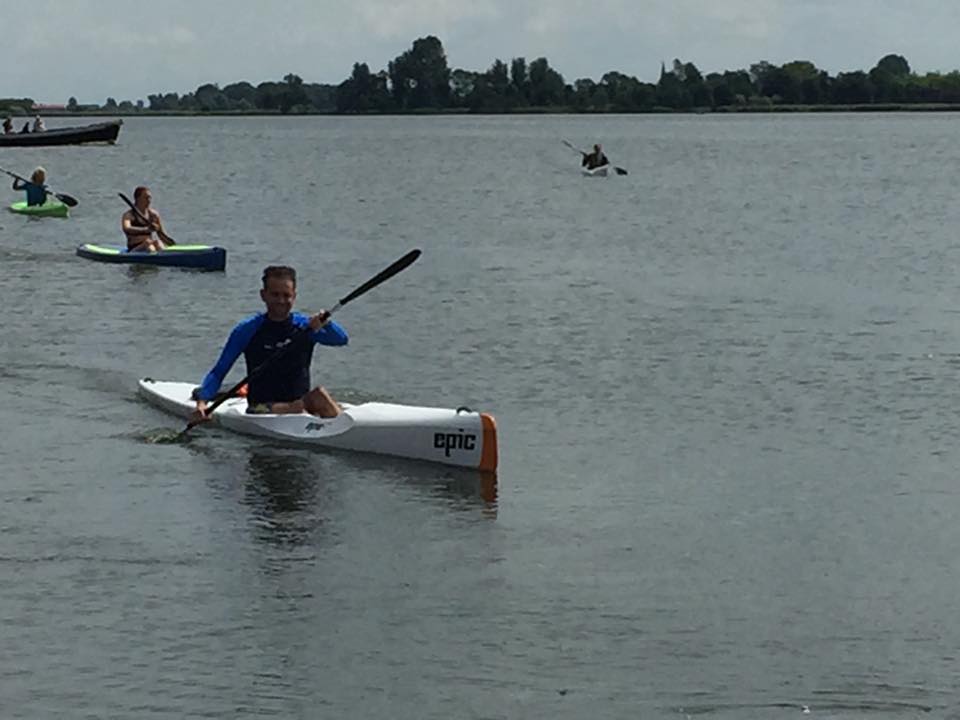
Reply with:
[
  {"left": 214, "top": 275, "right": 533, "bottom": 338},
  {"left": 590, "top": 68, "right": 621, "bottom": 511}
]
[{"left": 2, "top": 0, "right": 958, "bottom": 103}]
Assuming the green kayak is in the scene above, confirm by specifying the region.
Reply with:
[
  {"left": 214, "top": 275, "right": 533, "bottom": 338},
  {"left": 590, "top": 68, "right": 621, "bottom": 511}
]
[{"left": 8, "top": 200, "right": 69, "bottom": 218}]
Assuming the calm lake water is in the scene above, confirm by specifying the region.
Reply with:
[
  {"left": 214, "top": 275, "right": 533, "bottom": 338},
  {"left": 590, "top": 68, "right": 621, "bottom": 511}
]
[{"left": 2, "top": 113, "right": 960, "bottom": 718}]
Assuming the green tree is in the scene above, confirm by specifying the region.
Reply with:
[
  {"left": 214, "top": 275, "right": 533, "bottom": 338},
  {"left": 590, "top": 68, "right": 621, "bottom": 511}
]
[
  {"left": 510, "top": 57, "right": 528, "bottom": 104},
  {"left": 337, "top": 62, "right": 373, "bottom": 111},
  {"left": 779, "top": 61, "right": 820, "bottom": 103},
  {"left": 870, "top": 55, "right": 911, "bottom": 102},
  {"left": 706, "top": 73, "right": 733, "bottom": 106},
  {"left": 571, "top": 78, "right": 596, "bottom": 110},
  {"left": 337, "top": 63, "right": 390, "bottom": 111},
  {"left": 657, "top": 61, "right": 690, "bottom": 108},
  {"left": 591, "top": 86, "right": 609, "bottom": 110},
  {"left": 280, "top": 73, "right": 308, "bottom": 113},
  {"left": 681, "top": 61, "right": 711, "bottom": 106},
  {"left": 831, "top": 71, "right": 873, "bottom": 104},
  {"left": 195, "top": 83, "right": 227, "bottom": 111},
  {"left": 723, "top": 70, "right": 754, "bottom": 101},
  {"left": 450, "top": 68, "right": 479, "bottom": 107},
  {"left": 67, "top": 96, "right": 78, "bottom": 111},
  {"left": 601, "top": 71, "right": 654, "bottom": 111},
  {"left": 388, "top": 35, "right": 451, "bottom": 109},
  {"left": 488, "top": 59, "right": 511, "bottom": 107},
  {"left": 255, "top": 81, "right": 283, "bottom": 111},
  {"left": 528, "top": 57, "right": 564, "bottom": 106},
  {"left": 875, "top": 54, "right": 910, "bottom": 77},
  {"left": 749, "top": 61, "right": 777, "bottom": 95},
  {"left": 928, "top": 71, "right": 960, "bottom": 102},
  {"left": 223, "top": 81, "right": 257, "bottom": 107},
  {"left": 464, "top": 60, "right": 513, "bottom": 111}
]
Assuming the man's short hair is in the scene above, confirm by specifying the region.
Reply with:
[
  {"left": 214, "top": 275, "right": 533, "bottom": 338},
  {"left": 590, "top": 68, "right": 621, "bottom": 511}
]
[{"left": 262, "top": 265, "right": 297, "bottom": 288}]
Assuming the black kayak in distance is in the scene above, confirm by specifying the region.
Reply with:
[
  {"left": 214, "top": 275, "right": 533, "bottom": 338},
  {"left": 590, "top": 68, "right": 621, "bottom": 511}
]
[
  {"left": 76, "top": 243, "right": 226, "bottom": 271},
  {"left": 0, "top": 120, "right": 122, "bottom": 147}
]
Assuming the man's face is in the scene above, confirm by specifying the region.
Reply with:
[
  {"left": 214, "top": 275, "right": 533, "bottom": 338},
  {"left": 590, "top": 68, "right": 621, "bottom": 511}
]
[{"left": 261, "top": 276, "right": 296, "bottom": 320}]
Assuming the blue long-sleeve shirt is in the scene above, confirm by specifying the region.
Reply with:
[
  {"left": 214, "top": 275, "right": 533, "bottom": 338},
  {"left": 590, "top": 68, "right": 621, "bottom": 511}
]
[
  {"left": 197, "top": 312, "right": 348, "bottom": 403},
  {"left": 13, "top": 179, "right": 47, "bottom": 206}
]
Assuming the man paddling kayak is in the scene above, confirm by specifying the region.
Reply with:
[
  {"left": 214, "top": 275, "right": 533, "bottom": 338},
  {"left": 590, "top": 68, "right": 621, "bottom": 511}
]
[
  {"left": 190, "top": 265, "right": 348, "bottom": 424},
  {"left": 581, "top": 143, "right": 609, "bottom": 171}
]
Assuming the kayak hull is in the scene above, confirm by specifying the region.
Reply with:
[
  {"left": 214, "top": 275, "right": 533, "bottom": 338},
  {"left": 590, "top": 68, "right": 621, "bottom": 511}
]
[
  {"left": 138, "top": 379, "right": 498, "bottom": 472},
  {"left": 76, "top": 243, "right": 226, "bottom": 271},
  {"left": 0, "top": 120, "right": 122, "bottom": 147},
  {"left": 9, "top": 200, "right": 69, "bottom": 217},
  {"left": 581, "top": 164, "right": 610, "bottom": 177}
]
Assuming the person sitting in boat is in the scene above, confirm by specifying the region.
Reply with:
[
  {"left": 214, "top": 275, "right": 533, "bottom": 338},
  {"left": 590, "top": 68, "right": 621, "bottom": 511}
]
[
  {"left": 122, "top": 186, "right": 169, "bottom": 252},
  {"left": 12, "top": 167, "right": 48, "bottom": 207},
  {"left": 581, "top": 143, "right": 609, "bottom": 171},
  {"left": 20, "top": 121, "right": 30, "bottom": 133},
  {"left": 190, "top": 265, "right": 348, "bottom": 424},
  {"left": 2, "top": 117, "right": 12, "bottom": 134},
  {"left": 32, "top": 115, "right": 45, "bottom": 132}
]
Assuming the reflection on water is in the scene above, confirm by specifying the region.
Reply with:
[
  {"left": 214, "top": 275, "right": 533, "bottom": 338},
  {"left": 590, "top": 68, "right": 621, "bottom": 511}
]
[
  {"left": 124, "top": 264, "right": 160, "bottom": 280},
  {"left": 321, "top": 445, "right": 499, "bottom": 512},
  {"left": 242, "top": 449, "right": 326, "bottom": 547},
  {"left": 425, "top": 469, "right": 498, "bottom": 511},
  {"left": 237, "top": 448, "right": 497, "bottom": 546}
]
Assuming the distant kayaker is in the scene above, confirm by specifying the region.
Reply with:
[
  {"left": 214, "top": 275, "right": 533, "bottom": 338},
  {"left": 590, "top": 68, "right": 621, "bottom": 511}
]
[
  {"left": 32, "top": 115, "right": 45, "bottom": 132},
  {"left": 121, "top": 186, "right": 169, "bottom": 252},
  {"left": 2, "top": 117, "right": 12, "bottom": 134},
  {"left": 190, "top": 265, "right": 348, "bottom": 424},
  {"left": 581, "top": 143, "right": 609, "bottom": 171},
  {"left": 12, "top": 167, "right": 48, "bottom": 207}
]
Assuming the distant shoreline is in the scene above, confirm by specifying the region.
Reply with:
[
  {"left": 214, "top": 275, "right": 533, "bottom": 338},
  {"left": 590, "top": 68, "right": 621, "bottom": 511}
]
[{"left": 8, "top": 103, "right": 960, "bottom": 118}]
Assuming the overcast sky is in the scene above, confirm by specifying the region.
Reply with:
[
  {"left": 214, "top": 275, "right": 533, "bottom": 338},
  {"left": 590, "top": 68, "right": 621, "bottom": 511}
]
[{"left": 3, "top": 0, "right": 959, "bottom": 104}]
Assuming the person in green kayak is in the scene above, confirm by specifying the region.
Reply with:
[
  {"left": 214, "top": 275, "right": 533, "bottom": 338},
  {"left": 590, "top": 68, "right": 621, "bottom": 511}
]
[
  {"left": 189, "top": 265, "right": 349, "bottom": 425},
  {"left": 12, "top": 167, "right": 48, "bottom": 206},
  {"left": 581, "top": 143, "right": 609, "bottom": 171},
  {"left": 121, "top": 186, "right": 170, "bottom": 252}
]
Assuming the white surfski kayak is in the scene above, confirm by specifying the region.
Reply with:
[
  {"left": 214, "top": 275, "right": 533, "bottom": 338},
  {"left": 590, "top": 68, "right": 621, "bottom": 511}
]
[
  {"left": 139, "top": 378, "right": 498, "bottom": 471},
  {"left": 581, "top": 164, "right": 610, "bottom": 177}
]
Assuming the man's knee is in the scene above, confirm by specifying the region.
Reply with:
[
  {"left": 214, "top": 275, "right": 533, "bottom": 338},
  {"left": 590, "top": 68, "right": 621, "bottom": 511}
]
[{"left": 304, "top": 386, "right": 339, "bottom": 417}]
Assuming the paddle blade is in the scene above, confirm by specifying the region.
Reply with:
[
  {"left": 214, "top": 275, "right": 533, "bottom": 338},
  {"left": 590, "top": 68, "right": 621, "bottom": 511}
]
[
  {"left": 141, "top": 426, "right": 192, "bottom": 444},
  {"left": 337, "top": 248, "right": 421, "bottom": 307},
  {"left": 615, "top": 167, "right": 628, "bottom": 176},
  {"left": 55, "top": 192, "right": 78, "bottom": 207}
]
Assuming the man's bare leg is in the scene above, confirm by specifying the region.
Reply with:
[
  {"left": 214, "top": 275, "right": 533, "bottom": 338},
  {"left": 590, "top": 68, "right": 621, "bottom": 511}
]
[
  {"left": 269, "top": 387, "right": 341, "bottom": 417},
  {"left": 303, "top": 386, "right": 341, "bottom": 417}
]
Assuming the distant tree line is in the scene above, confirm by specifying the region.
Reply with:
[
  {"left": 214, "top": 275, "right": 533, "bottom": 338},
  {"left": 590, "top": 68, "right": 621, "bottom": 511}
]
[{"left": 6, "top": 37, "right": 960, "bottom": 115}]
